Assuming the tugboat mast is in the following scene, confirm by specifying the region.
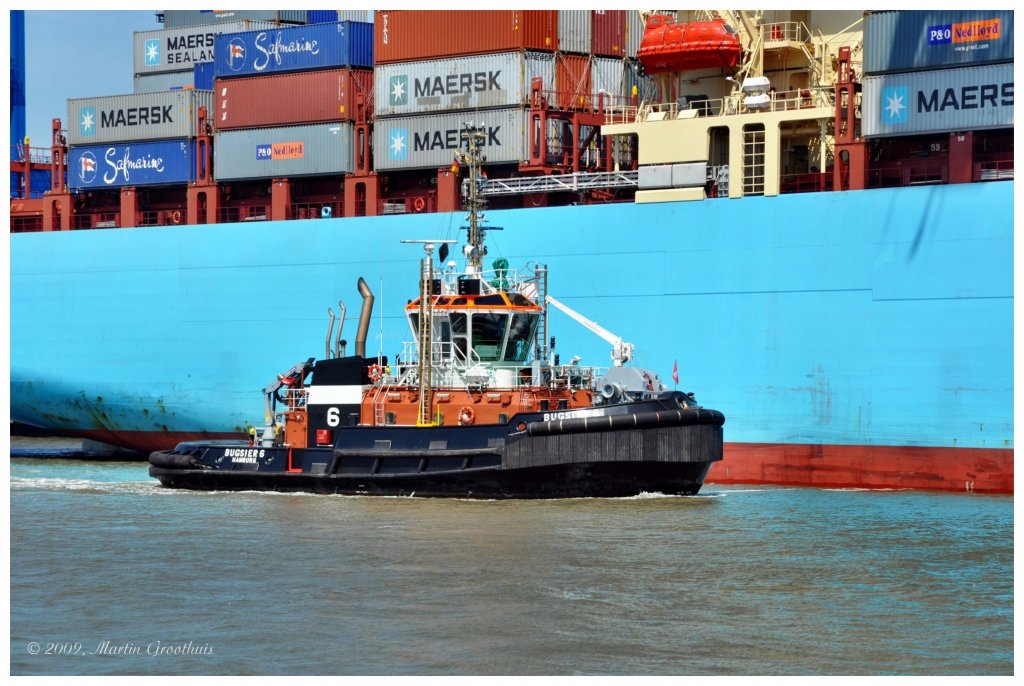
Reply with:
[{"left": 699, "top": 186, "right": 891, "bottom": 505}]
[{"left": 456, "top": 125, "right": 488, "bottom": 271}]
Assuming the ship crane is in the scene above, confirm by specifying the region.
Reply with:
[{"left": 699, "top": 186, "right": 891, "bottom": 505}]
[{"left": 545, "top": 295, "right": 634, "bottom": 367}]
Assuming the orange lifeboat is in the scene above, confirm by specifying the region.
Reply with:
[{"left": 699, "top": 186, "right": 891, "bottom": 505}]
[{"left": 637, "top": 15, "right": 741, "bottom": 75}]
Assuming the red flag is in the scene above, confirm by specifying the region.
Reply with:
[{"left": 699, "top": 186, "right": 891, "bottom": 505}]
[
  {"left": 672, "top": 360, "right": 679, "bottom": 385},
  {"left": 450, "top": 156, "right": 461, "bottom": 174}
]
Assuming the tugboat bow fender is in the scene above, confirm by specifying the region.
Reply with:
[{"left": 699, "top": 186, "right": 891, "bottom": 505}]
[
  {"left": 526, "top": 408, "right": 725, "bottom": 437},
  {"left": 149, "top": 451, "right": 206, "bottom": 470}
]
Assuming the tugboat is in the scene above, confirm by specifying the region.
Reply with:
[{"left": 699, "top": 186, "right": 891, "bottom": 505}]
[{"left": 149, "top": 126, "right": 725, "bottom": 498}]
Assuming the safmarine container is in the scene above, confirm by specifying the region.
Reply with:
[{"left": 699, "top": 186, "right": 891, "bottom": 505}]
[
  {"left": 68, "top": 139, "right": 195, "bottom": 190},
  {"left": 864, "top": 10, "right": 1013, "bottom": 74},
  {"left": 67, "top": 90, "right": 213, "bottom": 146},
  {"left": 373, "top": 52, "right": 555, "bottom": 117},
  {"left": 861, "top": 63, "right": 1014, "bottom": 138},
  {"left": 133, "top": 70, "right": 195, "bottom": 94},
  {"left": 558, "top": 10, "right": 592, "bottom": 55},
  {"left": 194, "top": 62, "right": 215, "bottom": 91},
  {"left": 592, "top": 10, "right": 626, "bottom": 57},
  {"left": 213, "top": 21, "right": 373, "bottom": 77},
  {"left": 213, "top": 69, "right": 373, "bottom": 129},
  {"left": 213, "top": 123, "right": 354, "bottom": 180},
  {"left": 133, "top": 20, "right": 274, "bottom": 75},
  {"left": 161, "top": 10, "right": 310, "bottom": 29},
  {"left": 373, "top": 108, "right": 528, "bottom": 171},
  {"left": 374, "top": 10, "right": 557, "bottom": 63}
]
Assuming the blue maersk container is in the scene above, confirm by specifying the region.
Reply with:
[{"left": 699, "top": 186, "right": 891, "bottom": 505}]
[
  {"left": 68, "top": 140, "right": 195, "bottom": 190},
  {"left": 214, "top": 21, "right": 373, "bottom": 78}
]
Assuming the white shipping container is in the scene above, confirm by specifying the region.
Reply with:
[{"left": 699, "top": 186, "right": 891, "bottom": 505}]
[
  {"left": 374, "top": 52, "right": 555, "bottom": 117},
  {"left": 591, "top": 57, "right": 627, "bottom": 108},
  {"left": 626, "top": 12, "right": 645, "bottom": 58},
  {"left": 67, "top": 90, "right": 214, "bottom": 146},
  {"left": 861, "top": 63, "right": 1014, "bottom": 138},
  {"left": 133, "top": 71, "right": 196, "bottom": 94},
  {"left": 558, "top": 10, "right": 592, "bottom": 55},
  {"left": 373, "top": 108, "right": 529, "bottom": 171},
  {"left": 213, "top": 123, "right": 355, "bottom": 180}
]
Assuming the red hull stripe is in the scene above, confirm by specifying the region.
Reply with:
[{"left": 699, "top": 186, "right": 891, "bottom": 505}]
[
  {"left": 710, "top": 442, "right": 1013, "bottom": 494},
  {"left": 78, "top": 430, "right": 1013, "bottom": 495}
]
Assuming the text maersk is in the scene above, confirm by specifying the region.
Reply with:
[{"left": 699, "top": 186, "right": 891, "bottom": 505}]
[
  {"left": 414, "top": 126, "right": 500, "bottom": 151},
  {"left": 414, "top": 71, "right": 502, "bottom": 97},
  {"left": 165, "top": 32, "right": 215, "bottom": 64},
  {"left": 100, "top": 106, "right": 174, "bottom": 129},
  {"left": 917, "top": 82, "right": 1012, "bottom": 112}
]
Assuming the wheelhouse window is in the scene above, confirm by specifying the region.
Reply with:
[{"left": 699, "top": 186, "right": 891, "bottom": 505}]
[
  {"left": 471, "top": 312, "right": 508, "bottom": 361},
  {"left": 503, "top": 313, "right": 538, "bottom": 362}
]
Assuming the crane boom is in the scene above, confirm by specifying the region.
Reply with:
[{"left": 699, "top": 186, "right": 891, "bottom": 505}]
[{"left": 545, "top": 295, "right": 634, "bottom": 366}]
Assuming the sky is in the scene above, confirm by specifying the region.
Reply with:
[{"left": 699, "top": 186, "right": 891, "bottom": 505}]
[{"left": 20, "top": 10, "right": 159, "bottom": 149}]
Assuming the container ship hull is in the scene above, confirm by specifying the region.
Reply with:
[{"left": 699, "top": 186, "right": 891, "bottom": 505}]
[{"left": 10, "top": 181, "right": 1014, "bottom": 493}]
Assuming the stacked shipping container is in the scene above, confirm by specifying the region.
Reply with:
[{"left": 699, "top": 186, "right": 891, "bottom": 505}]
[
  {"left": 211, "top": 20, "right": 374, "bottom": 181},
  {"left": 133, "top": 20, "right": 274, "bottom": 93},
  {"left": 372, "top": 10, "right": 637, "bottom": 172},
  {"left": 66, "top": 90, "right": 213, "bottom": 190},
  {"left": 861, "top": 10, "right": 1014, "bottom": 138}
]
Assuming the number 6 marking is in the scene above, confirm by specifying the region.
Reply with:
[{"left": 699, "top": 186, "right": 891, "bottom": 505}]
[{"left": 327, "top": 407, "right": 341, "bottom": 427}]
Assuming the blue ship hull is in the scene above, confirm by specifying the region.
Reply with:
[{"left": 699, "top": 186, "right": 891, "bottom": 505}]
[{"left": 10, "top": 182, "right": 1014, "bottom": 492}]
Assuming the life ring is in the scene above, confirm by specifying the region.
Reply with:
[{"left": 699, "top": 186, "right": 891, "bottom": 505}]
[
  {"left": 458, "top": 406, "right": 475, "bottom": 426},
  {"left": 170, "top": 209, "right": 182, "bottom": 224},
  {"left": 368, "top": 364, "right": 383, "bottom": 382},
  {"left": 412, "top": 196, "right": 426, "bottom": 212}
]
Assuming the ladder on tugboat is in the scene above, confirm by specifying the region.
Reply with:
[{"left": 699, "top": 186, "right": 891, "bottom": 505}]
[{"left": 372, "top": 379, "right": 390, "bottom": 426}]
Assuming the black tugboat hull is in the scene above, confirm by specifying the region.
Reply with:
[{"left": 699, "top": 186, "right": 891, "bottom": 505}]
[
  {"left": 148, "top": 460, "right": 714, "bottom": 498},
  {"left": 148, "top": 396, "right": 725, "bottom": 499}
]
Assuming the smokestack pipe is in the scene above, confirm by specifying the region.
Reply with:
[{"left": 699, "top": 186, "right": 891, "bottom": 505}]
[{"left": 355, "top": 277, "right": 374, "bottom": 358}]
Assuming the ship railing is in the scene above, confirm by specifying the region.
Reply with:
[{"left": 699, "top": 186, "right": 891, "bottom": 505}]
[
  {"left": 976, "top": 158, "right": 1014, "bottom": 181},
  {"left": 761, "top": 21, "right": 806, "bottom": 44},
  {"left": 605, "top": 88, "right": 832, "bottom": 124},
  {"left": 10, "top": 144, "right": 52, "bottom": 165},
  {"left": 288, "top": 201, "right": 342, "bottom": 220}
]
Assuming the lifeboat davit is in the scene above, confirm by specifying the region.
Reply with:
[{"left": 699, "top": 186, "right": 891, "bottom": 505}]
[{"left": 637, "top": 15, "right": 742, "bottom": 75}]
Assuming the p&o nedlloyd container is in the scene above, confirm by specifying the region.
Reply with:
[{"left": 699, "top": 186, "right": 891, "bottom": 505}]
[
  {"left": 213, "top": 69, "right": 373, "bottom": 130},
  {"left": 373, "top": 52, "right": 555, "bottom": 117},
  {"left": 213, "top": 21, "right": 373, "bottom": 78},
  {"left": 133, "top": 20, "right": 275, "bottom": 75},
  {"left": 67, "top": 90, "right": 213, "bottom": 146},
  {"left": 68, "top": 139, "right": 195, "bottom": 190},
  {"left": 861, "top": 63, "right": 1014, "bottom": 138},
  {"left": 213, "top": 123, "right": 355, "bottom": 181},
  {"left": 863, "top": 10, "right": 1014, "bottom": 75}
]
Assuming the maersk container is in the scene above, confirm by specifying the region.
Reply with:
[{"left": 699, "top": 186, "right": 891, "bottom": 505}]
[
  {"left": 213, "top": 123, "right": 354, "bottom": 180},
  {"left": 373, "top": 52, "right": 555, "bottom": 117},
  {"left": 68, "top": 139, "right": 195, "bottom": 190},
  {"left": 213, "top": 21, "right": 373, "bottom": 78},
  {"left": 374, "top": 10, "right": 557, "bottom": 63},
  {"left": 133, "top": 20, "right": 275, "bottom": 75},
  {"left": 213, "top": 69, "right": 373, "bottom": 130},
  {"left": 373, "top": 108, "right": 528, "bottom": 171},
  {"left": 133, "top": 70, "right": 195, "bottom": 94},
  {"left": 67, "top": 90, "right": 213, "bottom": 146},
  {"left": 194, "top": 62, "right": 215, "bottom": 91},
  {"left": 161, "top": 10, "right": 310, "bottom": 29},
  {"left": 592, "top": 10, "right": 626, "bottom": 57},
  {"left": 558, "top": 11, "right": 592, "bottom": 55},
  {"left": 864, "top": 10, "right": 1013, "bottom": 75},
  {"left": 861, "top": 63, "right": 1014, "bottom": 138}
]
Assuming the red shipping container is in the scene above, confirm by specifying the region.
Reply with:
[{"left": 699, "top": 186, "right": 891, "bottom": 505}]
[
  {"left": 592, "top": 10, "right": 626, "bottom": 57},
  {"left": 213, "top": 69, "right": 374, "bottom": 130},
  {"left": 375, "top": 10, "right": 558, "bottom": 63},
  {"left": 556, "top": 54, "right": 591, "bottom": 110}
]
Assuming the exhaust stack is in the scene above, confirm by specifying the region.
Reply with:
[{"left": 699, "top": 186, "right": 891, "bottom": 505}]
[{"left": 355, "top": 277, "right": 374, "bottom": 357}]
